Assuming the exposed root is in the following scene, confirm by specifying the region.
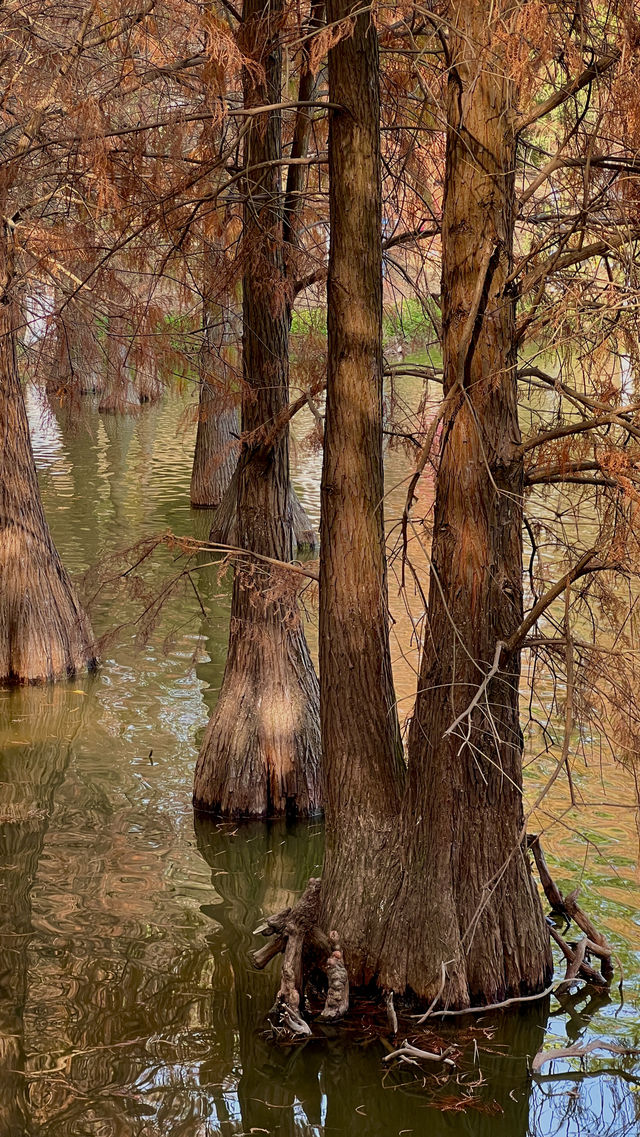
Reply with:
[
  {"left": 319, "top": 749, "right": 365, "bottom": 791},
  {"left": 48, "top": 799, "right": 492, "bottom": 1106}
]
[
  {"left": 528, "top": 834, "right": 615, "bottom": 985},
  {"left": 251, "top": 878, "right": 350, "bottom": 1039},
  {"left": 266, "top": 878, "right": 320, "bottom": 1039},
  {"left": 319, "top": 931, "right": 349, "bottom": 1021},
  {"left": 385, "top": 990, "right": 398, "bottom": 1036}
]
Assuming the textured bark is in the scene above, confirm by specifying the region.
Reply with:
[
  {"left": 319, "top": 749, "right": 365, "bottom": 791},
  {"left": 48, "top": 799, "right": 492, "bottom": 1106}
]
[
  {"left": 314, "top": 0, "right": 551, "bottom": 1010},
  {"left": 0, "top": 217, "right": 96, "bottom": 684},
  {"left": 317, "top": 0, "right": 405, "bottom": 982},
  {"left": 378, "top": 1, "right": 552, "bottom": 1006},
  {"left": 190, "top": 291, "right": 240, "bottom": 509},
  {"left": 193, "top": 0, "right": 320, "bottom": 817},
  {"left": 210, "top": 467, "right": 317, "bottom": 550}
]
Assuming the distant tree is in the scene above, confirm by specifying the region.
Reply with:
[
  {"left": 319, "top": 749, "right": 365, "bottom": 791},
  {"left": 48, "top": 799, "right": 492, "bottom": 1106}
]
[{"left": 193, "top": 0, "right": 321, "bottom": 817}]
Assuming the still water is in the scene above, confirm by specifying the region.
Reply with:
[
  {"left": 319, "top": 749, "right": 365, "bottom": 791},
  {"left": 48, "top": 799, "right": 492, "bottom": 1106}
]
[{"left": 0, "top": 388, "right": 638, "bottom": 1135}]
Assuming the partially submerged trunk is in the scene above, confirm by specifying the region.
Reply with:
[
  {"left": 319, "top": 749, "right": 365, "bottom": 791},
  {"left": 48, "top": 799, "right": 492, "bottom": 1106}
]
[
  {"left": 317, "top": 0, "right": 405, "bottom": 978},
  {"left": 190, "top": 386, "right": 238, "bottom": 509},
  {"left": 210, "top": 467, "right": 317, "bottom": 550},
  {"left": 98, "top": 315, "right": 139, "bottom": 414},
  {"left": 193, "top": 0, "right": 320, "bottom": 817},
  {"left": 380, "top": 0, "right": 552, "bottom": 1008},
  {"left": 0, "top": 217, "right": 96, "bottom": 684},
  {"left": 264, "top": 0, "right": 552, "bottom": 1020}
]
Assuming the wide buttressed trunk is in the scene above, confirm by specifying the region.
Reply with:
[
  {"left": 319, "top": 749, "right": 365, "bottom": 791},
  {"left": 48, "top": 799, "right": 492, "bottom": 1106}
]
[
  {"left": 0, "top": 218, "right": 96, "bottom": 684},
  {"left": 317, "top": 0, "right": 405, "bottom": 982},
  {"left": 379, "top": 1, "right": 552, "bottom": 1006},
  {"left": 193, "top": 0, "right": 320, "bottom": 818}
]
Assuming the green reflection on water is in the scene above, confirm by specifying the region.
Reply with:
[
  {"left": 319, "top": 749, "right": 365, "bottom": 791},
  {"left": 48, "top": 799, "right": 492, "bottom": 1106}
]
[{"left": 0, "top": 389, "right": 635, "bottom": 1134}]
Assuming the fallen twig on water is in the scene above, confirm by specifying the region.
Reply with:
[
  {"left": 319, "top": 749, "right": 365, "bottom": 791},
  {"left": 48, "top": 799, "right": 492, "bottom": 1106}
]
[{"left": 413, "top": 983, "right": 557, "bottom": 1019}]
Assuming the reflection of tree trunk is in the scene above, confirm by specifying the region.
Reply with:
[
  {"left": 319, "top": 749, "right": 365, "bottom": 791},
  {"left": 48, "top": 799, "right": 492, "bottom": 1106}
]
[
  {"left": 194, "top": 816, "right": 324, "bottom": 1134},
  {"left": 0, "top": 687, "right": 81, "bottom": 1135},
  {"left": 0, "top": 216, "right": 96, "bottom": 683},
  {"left": 101, "top": 411, "right": 136, "bottom": 525},
  {"left": 193, "top": 0, "right": 320, "bottom": 819}
]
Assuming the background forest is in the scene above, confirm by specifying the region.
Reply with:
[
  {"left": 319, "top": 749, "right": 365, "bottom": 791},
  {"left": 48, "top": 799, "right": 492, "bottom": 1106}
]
[{"left": 1, "top": 0, "right": 640, "bottom": 1133}]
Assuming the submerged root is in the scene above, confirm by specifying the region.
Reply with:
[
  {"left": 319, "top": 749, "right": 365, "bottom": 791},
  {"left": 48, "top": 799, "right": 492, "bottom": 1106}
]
[{"left": 251, "top": 877, "right": 350, "bottom": 1039}]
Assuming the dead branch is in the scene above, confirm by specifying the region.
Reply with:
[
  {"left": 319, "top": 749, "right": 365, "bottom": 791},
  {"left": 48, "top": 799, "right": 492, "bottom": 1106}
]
[
  {"left": 503, "top": 549, "right": 600, "bottom": 655},
  {"left": 383, "top": 1041, "right": 455, "bottom": 1067},
  {"left": 415, "top": 983, "right": 557, "bottom": 1019},
  {"left": 528, "top": 835, "right": 615, "bottom": 983},
  {"left": 518, "top": 51, "right": 620, "bottom": 132}
]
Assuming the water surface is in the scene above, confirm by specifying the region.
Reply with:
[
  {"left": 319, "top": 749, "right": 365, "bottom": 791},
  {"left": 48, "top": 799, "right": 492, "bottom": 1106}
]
[{"left": 0, "top": 388, "right": 637, "bottom": 1135}]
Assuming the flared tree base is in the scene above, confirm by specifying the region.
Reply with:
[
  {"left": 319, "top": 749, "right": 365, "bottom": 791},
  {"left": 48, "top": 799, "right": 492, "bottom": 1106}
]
[
  {"left": 193, "top": 587, "right": 321, "bottom": 817},
  {"left": 0, "top": 527, "right": 96, "bottom": 684}
]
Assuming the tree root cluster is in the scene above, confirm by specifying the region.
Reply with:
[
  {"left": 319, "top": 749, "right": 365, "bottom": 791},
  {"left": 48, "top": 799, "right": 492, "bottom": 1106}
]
[
  {"left": 253, "top": 837, "right": 616, "bottom": 1048},
  {"left": 251, "top": 878, "right": 349, "bottom": 1039}
]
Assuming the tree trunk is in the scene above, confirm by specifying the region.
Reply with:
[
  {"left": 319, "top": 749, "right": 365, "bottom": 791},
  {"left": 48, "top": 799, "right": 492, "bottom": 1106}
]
[
  {"left": 190, "top": 283, "right": 240, "bottom": 509},
  {"left": 193, "top": 0, "right": 320, "bottom": 818},
  {"left": 0, "top": 217, "right": 96, "bottom": 684},
  {"left": 309, "top": 0, "right": 551, "bottom": 1010},
  {"left": 190, "top": 387, "right": 238, "bottom": 509},
  {"left": 210, "top": 468, "right": 317, "bottom": 550},
  {"left": 317, "top": 0, "right": 405, "bottom": 983},
  {"left": 98, "top": 314, "right": 138, "bottom": 414},
  {"left": 378, "top": 0, "right": 552, "bottom": 1006}
]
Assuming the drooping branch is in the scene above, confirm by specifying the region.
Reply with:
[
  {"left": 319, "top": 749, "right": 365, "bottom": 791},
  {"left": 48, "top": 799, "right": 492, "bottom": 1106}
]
[
  {"left": 528, "top": 835, "right": 615, "bottom": 984},
  {"left": 502, "top": 549, "right": 600, "bottom": 656},
  {"left": 518, "top": 51, "right": 620, "bottom": 132}
]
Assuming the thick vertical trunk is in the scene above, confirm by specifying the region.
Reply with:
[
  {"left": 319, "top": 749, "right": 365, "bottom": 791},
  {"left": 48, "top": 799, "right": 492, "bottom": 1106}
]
[
  {"left": 190, "top": 289, "right": 240, "bottom": 509},
  {"left": 193, "top": 0, "right": 320, "bottom": 817},
  {"left": 378, "top": 1, "right": 552, "bottom": 1006},
  {"left": 0, "top": 218, "right": 96, "bottom": 683},
  {"left": 317, "top": 0, "right": 405, "bottom": 982}
]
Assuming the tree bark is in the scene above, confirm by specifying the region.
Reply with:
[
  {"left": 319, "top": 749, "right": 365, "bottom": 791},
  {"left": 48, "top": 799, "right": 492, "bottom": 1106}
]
[
  {"left": 210, "top": 468, "right": 317, "bottom": 549},
  {"left": 307, "top": 0, "right": 552, "bottom": 1010},
  {"left": 190, "top": 286, "right": 240, "bottom": 509},
  {"left": 378, "top": 0, "right": 552, "bottom": 1006},
  {"left": 317, "top": 0, "right": 405, "bottom": 983},
  {"left": 193, "top": 0, "right": 320, "bottom": 817},
  {"left": 0, "top": 216, "right": 96, "bottom": 684}
]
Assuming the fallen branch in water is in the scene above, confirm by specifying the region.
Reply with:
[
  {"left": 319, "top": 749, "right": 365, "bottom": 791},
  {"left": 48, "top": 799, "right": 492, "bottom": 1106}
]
[
  {"left": 383, "top": 1040, "right": 456, "bottom": 1067},
  {"left": 414, "top": 982, "right": 557, "bottom": 1019}
]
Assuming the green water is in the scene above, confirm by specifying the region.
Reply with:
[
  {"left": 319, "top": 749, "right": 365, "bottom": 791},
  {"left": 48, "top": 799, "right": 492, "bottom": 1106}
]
[{"left": 0, "top": 388, "right": 638, "bottom": 1135}]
